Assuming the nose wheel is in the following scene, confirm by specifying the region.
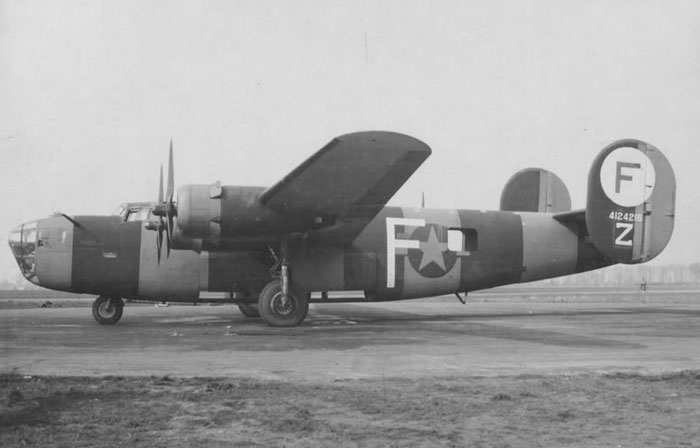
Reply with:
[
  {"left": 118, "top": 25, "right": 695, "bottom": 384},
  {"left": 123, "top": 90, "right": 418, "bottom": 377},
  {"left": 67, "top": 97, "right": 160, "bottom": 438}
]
[{"left": 92, "top": 296, "right": 124, "bottom": 325}]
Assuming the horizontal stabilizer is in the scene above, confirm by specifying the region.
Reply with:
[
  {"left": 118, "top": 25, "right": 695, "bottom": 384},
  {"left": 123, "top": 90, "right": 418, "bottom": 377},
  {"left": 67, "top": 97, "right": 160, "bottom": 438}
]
[{"left": 553, "top": 208, "right": 587, "bottom": 234}]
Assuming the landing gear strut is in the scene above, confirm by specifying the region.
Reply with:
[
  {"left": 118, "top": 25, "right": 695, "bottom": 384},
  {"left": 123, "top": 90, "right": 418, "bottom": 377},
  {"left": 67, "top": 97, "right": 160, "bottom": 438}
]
[
  {"left": 258, "top": 238, "right": 309, "bottom": 327},
  {"left": 92, "top": 296, "right": 124, "bottom": 325}
]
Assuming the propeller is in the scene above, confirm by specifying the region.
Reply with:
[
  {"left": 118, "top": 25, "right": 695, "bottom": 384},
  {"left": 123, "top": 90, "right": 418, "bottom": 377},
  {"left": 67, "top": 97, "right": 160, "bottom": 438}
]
[
  {"left": 148, "top": 140, "right": 177, "bottom": 264},
  {"left": 165, "top": 141, "right": 175, "bottom": 256},
  {"left": 155, "top": 165, "right": 164, "bottom": 262}
]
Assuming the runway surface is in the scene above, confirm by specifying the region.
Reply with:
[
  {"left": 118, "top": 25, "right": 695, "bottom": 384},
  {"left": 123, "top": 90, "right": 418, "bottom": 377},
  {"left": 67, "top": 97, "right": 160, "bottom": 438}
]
[{"left": 2, "top": 290, "right": 700, "bottom": 380}]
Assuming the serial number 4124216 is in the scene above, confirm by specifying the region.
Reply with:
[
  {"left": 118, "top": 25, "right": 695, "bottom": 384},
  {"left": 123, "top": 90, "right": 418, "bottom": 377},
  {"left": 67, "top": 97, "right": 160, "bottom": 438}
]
[{"left": 608, "top": 211, "right": 643, "bottom": 222}]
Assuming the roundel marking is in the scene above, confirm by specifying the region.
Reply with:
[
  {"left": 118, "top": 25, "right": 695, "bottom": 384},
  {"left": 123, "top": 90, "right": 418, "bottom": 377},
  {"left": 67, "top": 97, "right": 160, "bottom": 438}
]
[
  {"left": 599, "top": 146, "right": 655, "bottom": 207},
  {"left": 407, "top": 224, "right": 456, "bottom": 278}
]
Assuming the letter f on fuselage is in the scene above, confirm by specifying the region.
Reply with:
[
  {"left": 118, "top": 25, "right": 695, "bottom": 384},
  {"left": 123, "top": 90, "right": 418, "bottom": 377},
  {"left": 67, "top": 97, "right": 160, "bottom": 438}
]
[{"left": 385, "top": 217, "right": 425, "bottom": 288}]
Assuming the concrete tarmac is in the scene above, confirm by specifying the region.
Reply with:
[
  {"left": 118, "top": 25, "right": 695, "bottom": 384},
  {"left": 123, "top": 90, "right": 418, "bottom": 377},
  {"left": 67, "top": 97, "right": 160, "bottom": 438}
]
[{"left": 1, "top": 292, "right": 700, "bottom": 380}]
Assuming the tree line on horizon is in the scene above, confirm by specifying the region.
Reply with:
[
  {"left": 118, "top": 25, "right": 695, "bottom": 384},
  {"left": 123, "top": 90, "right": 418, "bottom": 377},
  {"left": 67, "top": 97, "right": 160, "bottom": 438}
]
[{"left": 537, "top": 263, "right": 700, "bottom": 287}]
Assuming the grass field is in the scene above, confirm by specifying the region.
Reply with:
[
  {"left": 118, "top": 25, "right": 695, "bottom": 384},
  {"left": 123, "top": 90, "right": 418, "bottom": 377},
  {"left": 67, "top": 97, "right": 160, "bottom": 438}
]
[{"left": 2, "top": 372, "right": 699, "bottom": 447}]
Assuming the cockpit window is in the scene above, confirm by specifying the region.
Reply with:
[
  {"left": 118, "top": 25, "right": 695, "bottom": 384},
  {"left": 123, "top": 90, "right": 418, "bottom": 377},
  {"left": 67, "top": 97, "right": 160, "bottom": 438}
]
[
  {"left": 126, "top": 208, "right": 151, "bottom": 222},
  {"left": 113, "top": 205, "right": 127, "bottom": 219}
]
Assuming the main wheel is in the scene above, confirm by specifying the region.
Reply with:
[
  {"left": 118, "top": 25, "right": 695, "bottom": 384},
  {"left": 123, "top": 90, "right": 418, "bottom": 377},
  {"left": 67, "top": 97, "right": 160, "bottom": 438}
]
[
  {"left": 92, "top": 296, "right": 124, "bottom": 325},
  {"left": 237, "top": 302, "right": 260, "bottom": 318},
  {"left": 258, "top": 280, "right": 309, "bottom": 327}
]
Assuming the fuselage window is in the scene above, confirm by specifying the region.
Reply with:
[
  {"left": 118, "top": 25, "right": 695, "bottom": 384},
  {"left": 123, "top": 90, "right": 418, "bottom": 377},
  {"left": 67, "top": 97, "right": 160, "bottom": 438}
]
[{"left": 447, "top": 228, "right": 478, "bottom": 254}]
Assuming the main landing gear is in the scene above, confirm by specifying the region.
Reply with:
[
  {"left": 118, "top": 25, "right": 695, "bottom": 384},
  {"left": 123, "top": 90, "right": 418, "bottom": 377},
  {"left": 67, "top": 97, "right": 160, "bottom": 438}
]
[
  {"left": 258, "top": 279, "right": 309, "bottom": 327},
  {"left": 257, "top": 239, "right": 309, "bottom": 327},
  {"left": 92, "top": 296, "right": 124, "bottom": 325},
  {"left": 237, "top": 302, "right": 260, "bottom": 318}
]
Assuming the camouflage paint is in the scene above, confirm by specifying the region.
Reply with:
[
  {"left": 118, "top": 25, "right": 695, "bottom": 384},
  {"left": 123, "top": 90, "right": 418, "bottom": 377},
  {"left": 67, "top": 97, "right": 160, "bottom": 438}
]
[
  {"left": 390, "top": 207, "right": 462, "bottom": 299},
  {"left": 205, "top": 250, "right": 271, "bottom": 295},
  {"left": 35, "top": 216, "right": 74, "bottom": 292},
  {"left": 71, "top": 216, "right": 141, "bottom": 297},
  {"left": 8, "top": 137, "right": 676, "bottom": 312},
  {"left": 500, "top": 168, "right": 571, "bottom": 213},
  {"left": 351, "top": 207, "right": 525, "bottom": 299},
  {"left": 455, "top": 210, "right": 523, "bottom": 291},
  {"left": 23, "top": 202, "right": 652, "bottom": 303},
  {"left": 12, "top": 202, "right": 662, "bottom": 303},
  {"left": 518, "top": 212, "right": 578, "bottom": 283},
  {"left": 138, "top": 224, "right": 200, "bottom": 301}
]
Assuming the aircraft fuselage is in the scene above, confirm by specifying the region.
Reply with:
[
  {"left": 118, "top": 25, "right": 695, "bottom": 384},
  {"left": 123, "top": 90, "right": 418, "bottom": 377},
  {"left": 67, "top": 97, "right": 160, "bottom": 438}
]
[{"left": 10, "top": 205, "right": 607, "bottom": 303}]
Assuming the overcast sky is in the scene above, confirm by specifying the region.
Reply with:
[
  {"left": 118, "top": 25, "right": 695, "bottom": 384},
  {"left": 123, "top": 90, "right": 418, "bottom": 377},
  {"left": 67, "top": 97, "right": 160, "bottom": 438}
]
[{"left": 1, "top": 0, "right": 699, "bottom": 281}]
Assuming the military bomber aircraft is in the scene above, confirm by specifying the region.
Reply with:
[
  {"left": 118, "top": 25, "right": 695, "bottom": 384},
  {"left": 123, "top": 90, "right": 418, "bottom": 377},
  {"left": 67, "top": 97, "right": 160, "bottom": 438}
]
[{"left": 8, "top": 132, "right": 675, "bottom": 326}]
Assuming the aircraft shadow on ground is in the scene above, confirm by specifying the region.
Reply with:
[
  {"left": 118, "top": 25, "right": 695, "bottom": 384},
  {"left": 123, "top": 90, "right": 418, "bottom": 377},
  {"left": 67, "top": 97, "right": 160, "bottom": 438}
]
[
  {"left": 173, "top": 306, "right": 654, "bottom": 351},
  {"left": 29, "top": 304, "right": 694, "bottom": 352}
]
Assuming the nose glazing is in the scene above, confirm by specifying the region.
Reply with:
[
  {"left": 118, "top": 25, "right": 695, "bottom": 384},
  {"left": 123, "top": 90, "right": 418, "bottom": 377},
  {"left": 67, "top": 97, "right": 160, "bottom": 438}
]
[{"left": 8, "top": 221, "right": 41, "bottom": 285}]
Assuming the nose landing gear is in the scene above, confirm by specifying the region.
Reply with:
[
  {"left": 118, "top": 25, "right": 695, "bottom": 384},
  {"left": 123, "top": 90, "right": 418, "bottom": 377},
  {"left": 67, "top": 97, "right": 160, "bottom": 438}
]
[{"left": 92, "top": 296, "right": 124, "bottom": 325}]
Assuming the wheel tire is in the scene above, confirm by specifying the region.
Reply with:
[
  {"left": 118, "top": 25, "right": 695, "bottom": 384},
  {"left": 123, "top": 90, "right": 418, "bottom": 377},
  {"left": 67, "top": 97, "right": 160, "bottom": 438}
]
[
  {"left": 237, "top": 302, "right": 260, "bottom": 318},
  {"left": 258, "top": 280, "right": 309, "bottom": 327},
  {"left": 92, "top": 296, "right": 124, "bottom": 325}
]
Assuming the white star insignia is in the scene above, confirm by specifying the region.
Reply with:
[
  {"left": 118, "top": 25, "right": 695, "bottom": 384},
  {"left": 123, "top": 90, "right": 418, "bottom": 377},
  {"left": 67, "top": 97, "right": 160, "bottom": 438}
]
[{"left": 418, "top": 226, "right": 446, "bottom": 271}]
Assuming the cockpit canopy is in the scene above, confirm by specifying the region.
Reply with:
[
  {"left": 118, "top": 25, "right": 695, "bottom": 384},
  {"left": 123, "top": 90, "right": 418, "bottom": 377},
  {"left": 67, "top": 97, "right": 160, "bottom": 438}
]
[{"left": 113, "top": 202, "right": 156, "bottom": 222}]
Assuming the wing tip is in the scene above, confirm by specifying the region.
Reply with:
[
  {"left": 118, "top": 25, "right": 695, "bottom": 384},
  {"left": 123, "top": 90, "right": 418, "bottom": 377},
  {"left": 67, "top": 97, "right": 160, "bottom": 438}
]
[{"left": 336, "top": 130, "right": 432, "bottom": 156}]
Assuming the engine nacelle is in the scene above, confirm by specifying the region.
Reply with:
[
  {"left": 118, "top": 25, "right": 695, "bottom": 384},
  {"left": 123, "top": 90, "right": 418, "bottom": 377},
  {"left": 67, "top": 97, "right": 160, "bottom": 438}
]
[
  {"left": 175, "top": 184, "right": 305, "bottom": 246},
  {"left": 176, "top": 184, "right": 223, "bottom": 240}
]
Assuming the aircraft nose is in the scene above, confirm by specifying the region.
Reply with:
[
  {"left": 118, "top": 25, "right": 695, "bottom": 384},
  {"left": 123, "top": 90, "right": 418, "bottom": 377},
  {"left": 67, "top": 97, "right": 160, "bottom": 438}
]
[{"left": 8, "top": 220, "right": 41, "bottom": 285}]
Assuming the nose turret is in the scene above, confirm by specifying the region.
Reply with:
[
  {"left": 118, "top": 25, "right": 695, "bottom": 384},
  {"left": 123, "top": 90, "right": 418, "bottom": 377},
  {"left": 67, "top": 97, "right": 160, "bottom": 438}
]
[
  {"left": 8, "top": 216, "right": 76, "bottom": 291},
  {"left": 8, "top": 220, "right": 41, "bottom": 286}
]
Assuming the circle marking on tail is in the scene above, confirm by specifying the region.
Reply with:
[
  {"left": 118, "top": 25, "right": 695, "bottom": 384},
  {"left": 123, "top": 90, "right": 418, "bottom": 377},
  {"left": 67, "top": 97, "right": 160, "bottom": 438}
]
[{"left": 600, "top": 147, "right": 655, "bottom": 207}]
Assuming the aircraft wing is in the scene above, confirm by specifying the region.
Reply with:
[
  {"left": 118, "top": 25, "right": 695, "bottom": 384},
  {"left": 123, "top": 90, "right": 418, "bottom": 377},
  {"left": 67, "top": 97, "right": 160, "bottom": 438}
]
[{"left": 260, "top": 131, "right": 431, "bottom": 238}]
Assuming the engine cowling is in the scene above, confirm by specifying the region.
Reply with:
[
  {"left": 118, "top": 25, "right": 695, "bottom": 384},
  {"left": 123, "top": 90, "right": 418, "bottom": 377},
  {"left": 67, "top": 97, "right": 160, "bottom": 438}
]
[
  {"left": 174, "top": 184, "right": 302, "bottom": 248},
  {"left": 176, "top": 184, "right": 223, "bottom": 240}
]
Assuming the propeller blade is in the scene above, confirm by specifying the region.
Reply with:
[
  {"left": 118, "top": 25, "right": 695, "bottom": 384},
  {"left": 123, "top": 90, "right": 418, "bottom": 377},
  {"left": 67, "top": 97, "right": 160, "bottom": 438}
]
[
  {"left": 150, "top": 141, "right": 177, "bottom": 262},
  {"left": 166, "top": 140, "right": 174, "bottom": 203},
  {"left": 166, "top": 214, "right": 172, "bottom": 257},
  {"left": 156, "top": 229, "right": 163, "bottom": 265},
  {"left": 158, "top": 164, "right": 164, "bottom": 204}
]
